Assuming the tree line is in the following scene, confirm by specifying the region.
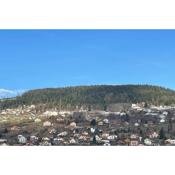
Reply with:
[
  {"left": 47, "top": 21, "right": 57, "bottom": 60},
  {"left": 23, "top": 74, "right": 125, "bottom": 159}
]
[{"left": 1, "top": 85, "right": 175, "bottom": 110}]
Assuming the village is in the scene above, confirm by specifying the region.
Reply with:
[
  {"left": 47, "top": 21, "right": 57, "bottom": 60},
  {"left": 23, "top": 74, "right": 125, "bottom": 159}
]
[{"left": 0, "top": 103, "right": 175, "bottom": 146}]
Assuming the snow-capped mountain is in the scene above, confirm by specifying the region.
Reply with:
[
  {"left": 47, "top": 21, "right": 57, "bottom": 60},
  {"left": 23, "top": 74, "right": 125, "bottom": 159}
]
[{"left": 0, "top": 89, "right": 25, "bottom": 99}]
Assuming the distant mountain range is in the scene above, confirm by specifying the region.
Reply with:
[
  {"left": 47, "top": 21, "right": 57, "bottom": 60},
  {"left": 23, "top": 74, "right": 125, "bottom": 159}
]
[{"left": 1, "top": 85, "right": 175, "bottom": 110}]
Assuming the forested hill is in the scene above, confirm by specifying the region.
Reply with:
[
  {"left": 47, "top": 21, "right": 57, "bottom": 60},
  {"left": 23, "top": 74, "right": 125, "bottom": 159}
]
[{"left": 1, "top": 85, "right": 175, "bottom": 110}]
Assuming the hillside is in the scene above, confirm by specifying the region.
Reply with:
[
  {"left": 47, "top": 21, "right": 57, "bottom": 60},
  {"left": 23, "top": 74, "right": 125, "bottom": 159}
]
[{"left": 1, "top": 85, "right": 175, "bottom": 110}]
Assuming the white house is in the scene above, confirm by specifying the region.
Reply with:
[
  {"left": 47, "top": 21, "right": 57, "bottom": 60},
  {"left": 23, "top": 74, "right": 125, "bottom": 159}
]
[
  {"left": 69, "top": 138, "right": 76, "bottom": 144},
  {"left": 18, "top": 135, "right": 27, "bottom": 144},
  {"left": 144, "top": 138, "right": 152, "bottom": 146},
  {"left": 90, "top": 128, "right": 96, "bottom": 134},
  {"left": 58, "top": 131, "right": 68, "bottom": 137},
  {"left": 42, "top": 111, "right": 58, "bottom": 117},
  {"left": 149, "top": 132, "right": 159, "bottom": 139},
  {"left": 34, "top": 118, "right": 42, "bottom": 123},
  {"left": 107, "top": 135, "right": 118, "bottom": 141},
  {"left": 69, "top": 122, "right": 77, "bottom": 129},
  {"left": 43, "top": 121, "right": 52, "bottom": 127},
  {"left": 160, "top": 119, "right": 165, "bottom": 123},
  {"left": 103, "top": 119, "right": 109, "bottom": 124}
]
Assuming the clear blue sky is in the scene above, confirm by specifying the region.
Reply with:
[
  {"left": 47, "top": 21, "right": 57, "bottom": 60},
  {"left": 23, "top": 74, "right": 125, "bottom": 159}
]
[{"left": 0, "top": 30, "right": 175, "bottom": 90}]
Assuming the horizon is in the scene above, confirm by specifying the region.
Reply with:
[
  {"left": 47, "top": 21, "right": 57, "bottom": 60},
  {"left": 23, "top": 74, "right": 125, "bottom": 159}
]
[{"left": 1, "top": 30, "right": 175, "bottom": 93}]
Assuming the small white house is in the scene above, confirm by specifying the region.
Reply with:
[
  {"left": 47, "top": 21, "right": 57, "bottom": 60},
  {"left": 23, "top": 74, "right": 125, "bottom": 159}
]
[
  {"left": 98, "top": 121, "right": 104, "bottom": 126},
  {"left": 82, "top": 132, "right": 89, "bottom": 136},
  {"left": 149, "top": 132, "right": 159, "bottom": 139},
  {"left": 69, "top": 122, "right": 77, "bottom": 129},
  {"left": 69, "top": 138, "right": 76, "bottom": 144},
  {"left": 120, "top": 112, "right": 126, "bottom": 116},
  {"left": 58, "top": 131, "right": 68, "bottom": 137},
  {"left": 130, "top": 134, "right": 138, "bottom": 139},
  {"left": 107, "top": 135, "right": 118, "bottom": 141},
  {"left": 130, "top": 140, "right": 139, "bottom": 146},
  {"left": 103, "top": 119, "right": 109, "bottom": 124},
  {"left": 163, "top": 111, "right": 168, "bottom": 116},
  {"left": 42, "top": 137, "right": 50, "bottom": 141},
  {"left": 95, "top": 135, "right": 102, "bottom": 142},
  {"left": 0, "top": 139, "right": 7, "bottom": 143},
  {"left": 104, "top": 143, "right": 111, "bottom": 146},
  {"left": 43, "top": 111, "right": 58, "bottom": 117},
  {"left": 160, "top": 119, "right": 165, "bottom": 123},
  {"left": 134, "top": 123, "right": 140, "bottom": 127},
  {"left": 170, "top": 140, "right": 175, "bottom": 145},
  {"left": 90, "top": 128, "right": 96, "bottom": 134},
  {"left": 49, "top": 128, "right": 57, "bottom": 134},
  {"left": 18, "top": 135, "right": 27, "bottom": 144},
  {"left": 159, "top": 114, "right": 166, "bottom": 119},
  {"left": 30, "top": 136, "right": 38, "bottom": 141},
  {"left": 43, "top": 121, "right": 52, "bottom": 127},
  {"left": 144, "top": 138, "right": 152, "bottom": 146},
  {"left": 34, "top": 118, "right": 42, "bottom": 123},
  {"left": 102, "top": 133, "right": 110, "bottom": 139}
]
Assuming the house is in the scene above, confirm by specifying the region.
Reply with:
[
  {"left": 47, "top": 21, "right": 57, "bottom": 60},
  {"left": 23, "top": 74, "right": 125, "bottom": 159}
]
[
  {"left": 98, "top": 121, "right": 104, "bottom": 126},
  {"left": 0, "top": 139, "right": 7, "bottom": 144},
  {"left": 130, "top": 134, "right": 139, "bottom": 146},
  {"left": 90, "top": 128, "right": 96, "bottom": 134},
  {"left": 144, "top": 138, "right": 152, "bottom": 146},
  {"left": 30, "top": 136, "right": 38, "bottom": 142},
  {"left": 131, "top": 104, "right": 143, "bottom": 111},
  {"left": 0, "top": 143, "right": 8, "bottom": 146},
  {"left": 52, "top": 138, "right": 64, "bottom": 145},
  {"left": 130, "top": 140, "right": 139, "bottom": 146},
  {"left": 58, "top": 131, "right": 68, "bottom": 137},
  {"left": 134, "top": 123, "right": 139, "bottom": 127},
  {"left": 82, "top": 132, "right": 89, "bottom": 136},
  {"left": 102, "top": 133, "right": 110, "bottom": 139},
  {"left": 69, "top": 138, "right": 77, "bottom": 144},
  {"left": 18, "top": 135, "right": 27, "bottom": 144},
  {"left": 42, "top": 137, "right": 50, "bottom": 141},
  {"left": 120, "top": 112, "right": 127, "bottom": 116},
  {"left": 170, "top": 140, "right": 175, "bottom": 145},
  {"left": 69, "top": 138, "right": 76, "bottom": 144},
  {"left": 1, "top": 111, "right": 7, "bottom": 115},
  {"left": 60, "top": 111, "right": 72, "bottom": 117},
  {"left": 165, "top": 139, "right": 175, "bottom": 145},
  {"left": 160, "top": 119, "right": 165, "bottom": 123},
  {"left": 34, "top": 118, "right": 42, "bottom": 123},
  {"left": 102, "top": 140, "right": 110, "bottom": 144},
  {"left": 130, "top": 134, "right": 138, "bottom": 140},
  {"left": 79, "top": 136, "right": 87, "bottom": 141},
  {"left": 42, "top": 111, "right": 58, "bottom": 117},
  {"left": 40, "top": 141, "right": 52, "bottom": 146},
  {"left": 124, "top": 138, "right": 130, "bottom": 145},
  {"left": 159, "top": 114, "right": 166, "bottom": 119},
  {"left": 107, "top": 135, "right": 118, "bottom": 141},
  {"left": 69, "top": 122, "right": 77, "bottom": 130},
  {"left": 11, "top": 126, "right": 20, "bottom": 131},
  {"left": 149, "top": 132, "right": 159, "bottom": 139},
  {"left": 95, "top": 135, "right": 102, "bottom": 143},
  {"left": 103, "top": 119, "right": 109, "bottom": 124},
  {"left": 163, "top": 111, "right": 168, "bottom": 116},
  {"left": 56, "top": 118, "right": 64, "bottom": 123},
  {"left": 43, "top": 121, "right": 52, "bottom": 127},
  {"left": 49, "top": 128, "right": 57, "bottom": 134},
  {"left": 104, "top": 143, "right": 111, "bottom": 146}
]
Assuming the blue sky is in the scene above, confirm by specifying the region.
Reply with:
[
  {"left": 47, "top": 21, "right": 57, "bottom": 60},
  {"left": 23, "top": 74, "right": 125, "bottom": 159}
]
[{"left": 0, "top": 30, "right": 175, "bottom": 91}]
